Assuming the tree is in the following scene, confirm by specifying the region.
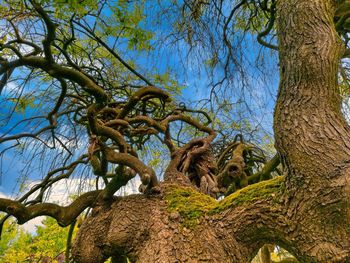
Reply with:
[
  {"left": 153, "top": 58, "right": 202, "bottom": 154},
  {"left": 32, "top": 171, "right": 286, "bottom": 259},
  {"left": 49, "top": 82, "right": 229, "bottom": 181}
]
[
  {"left": 0, "top": 0, "right": 350, "bottom": 262},
  {"left": 0, "top": 216, "right": 71, "bottom": 262}
]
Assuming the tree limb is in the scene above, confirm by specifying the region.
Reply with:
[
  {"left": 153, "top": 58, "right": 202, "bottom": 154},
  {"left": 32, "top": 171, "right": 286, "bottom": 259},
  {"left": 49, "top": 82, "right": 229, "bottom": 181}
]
[{"left": 0, "top": 190, "right": 101, "bottom": 226}]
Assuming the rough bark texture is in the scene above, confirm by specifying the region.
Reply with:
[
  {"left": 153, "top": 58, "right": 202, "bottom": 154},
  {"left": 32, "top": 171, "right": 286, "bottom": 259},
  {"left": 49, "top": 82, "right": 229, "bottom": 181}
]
[
  {"left": 73, "top": 180, "right": 286, "bottom": 263},
  {"left": 274, "top": 0, "right": 350, "bottom": 261},
  {"left": 72, "top": 0, "right": 350, "bottom": 262}
]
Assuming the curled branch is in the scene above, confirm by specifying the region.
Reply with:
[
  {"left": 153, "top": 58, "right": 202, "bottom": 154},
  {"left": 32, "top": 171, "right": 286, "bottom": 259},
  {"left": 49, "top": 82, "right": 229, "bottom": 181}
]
[
  {"left": 104, "top": 147, "right": 159, "bottom": 189},
  {"left": 256, "top": 0, "right": 278, "bottom": 50},
  {"left": 118, "top": 86, "right": 170, "bottom": 119}
]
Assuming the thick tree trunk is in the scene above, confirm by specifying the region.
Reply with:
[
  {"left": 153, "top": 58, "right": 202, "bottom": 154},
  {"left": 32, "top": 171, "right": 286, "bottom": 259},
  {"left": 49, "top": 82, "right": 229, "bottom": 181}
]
[
  {"left": 274, "top": 0, "right": 350, "bottom": 261},
  {"left": 72, "top": 1, "right": 350, "bottom": 262},
  {"left": 72, "top": 187, "right": 245, "bottom": 263},
  {"left": 72, "top": 179, "right": 289, "bottom": 263},
  {"left": 260, "top": 245, "right": 272, "bottom": 263}
]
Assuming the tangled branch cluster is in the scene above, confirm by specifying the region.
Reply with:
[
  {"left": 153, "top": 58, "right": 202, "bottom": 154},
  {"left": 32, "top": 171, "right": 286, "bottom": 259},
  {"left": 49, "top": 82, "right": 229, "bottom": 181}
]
[{"left": 0, "top": 1, "right": 280, "bottom": 233}]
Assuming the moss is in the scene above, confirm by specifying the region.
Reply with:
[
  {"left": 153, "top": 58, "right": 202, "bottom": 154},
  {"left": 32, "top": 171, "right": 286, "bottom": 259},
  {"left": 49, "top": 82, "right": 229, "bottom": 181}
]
[
  {"left": 211, "top": 176, "right": 284, "bottom": 214},
  {"left": 165, "top": 186, "right": 217, "bottom": 228},
  {"left": 165, "top": 177, "right": 284, "bottom": 228}
]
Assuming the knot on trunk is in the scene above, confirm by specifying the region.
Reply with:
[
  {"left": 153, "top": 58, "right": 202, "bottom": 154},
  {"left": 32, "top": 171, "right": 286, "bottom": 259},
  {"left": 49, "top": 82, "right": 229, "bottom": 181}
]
[
  {"left": 217, "top": 143, "right": 248, "bottom": 196},
  {"left": 177, "top": 139, "right": 219, "bottom": 197}
]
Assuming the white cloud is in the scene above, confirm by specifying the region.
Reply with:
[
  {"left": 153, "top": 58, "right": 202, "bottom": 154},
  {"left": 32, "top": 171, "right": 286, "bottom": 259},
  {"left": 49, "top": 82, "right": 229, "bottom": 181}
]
[
  {"left": 22, "top": 216, "right": 44, "bottom": 233},
  {"left": 1, "top": 81, "right": 20, "bottom": 95},
  {"left": 0, "top": 191, "right": 8, "bottom": 198},
  {"left": 25, "top": 177, "right": 140, "bottom": 205}
]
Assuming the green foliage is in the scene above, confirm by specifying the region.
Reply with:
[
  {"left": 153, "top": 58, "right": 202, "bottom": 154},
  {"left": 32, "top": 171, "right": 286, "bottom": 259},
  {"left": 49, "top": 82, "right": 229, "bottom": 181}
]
[
  {"left": 32, "top": 217, "right": 68, "bottom": 258},
  {"left": 232, "top": 2, "right": 272, "bottom": 34},
  {"left": 260, "top": 134, "right": 276, "bottom": 156},
  {"left": 102, "top": 1, "right": 154, "bottom": 51},
  {"left": 0, "top": 217, "right": 76, "bottom": 263},
  {"left": 4, "top": 0, "right": 153, "bottom": 52},
  {"left": 0, "top": 225, "right": 34, "bottom": 263},
  {"left": 251, "top": 245, "right": 299, "bottom": 263},
  {"left": 154, "top": 69, "right": 185, "bottom": 96},
  {"left": 8, "top": 95, "right": 38, "bottom": 113},
  {"left": 204, "top": 54, "right": 219, "bottom": 68},
  {"left": 3, "top": 235, "right": 35, "bottom": 262},
  {"left": 48, "top": 0, "right": 98, "bottom": 19},
  {"left": 148, "top": 149, "right": 161, "bottom": 167},
  {"left": 0, "top": 218, "right": 17, "bottom": 256}
]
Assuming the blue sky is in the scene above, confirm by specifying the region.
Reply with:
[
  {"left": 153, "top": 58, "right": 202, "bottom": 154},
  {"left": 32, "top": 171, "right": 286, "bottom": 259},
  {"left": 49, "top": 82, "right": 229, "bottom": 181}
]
[{"left": 0, "top": 1, "right": 279, "bottom": 200}]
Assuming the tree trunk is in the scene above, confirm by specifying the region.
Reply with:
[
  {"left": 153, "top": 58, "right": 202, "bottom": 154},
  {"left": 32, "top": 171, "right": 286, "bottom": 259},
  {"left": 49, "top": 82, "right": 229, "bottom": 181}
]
[
  {"left": 72, "top": 0, "right": 350, "bottom": 262},
  {"left": 260, "top": 245, "right": 273, "bottom": 263},
  {"left": 72, "top": 179, "right": 289, "bottom": 263},
  {"left": 274, "top": 0, "right": 350, "bottom": 261}
]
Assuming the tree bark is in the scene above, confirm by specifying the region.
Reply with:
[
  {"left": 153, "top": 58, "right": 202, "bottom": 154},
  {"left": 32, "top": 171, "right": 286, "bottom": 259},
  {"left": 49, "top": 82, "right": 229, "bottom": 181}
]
[
  {"left": 274, "top": 0, "right": 350, "bottom": 261},
  {"left": 72, "top": 1, "right": 350, "bottom": 262},
  {"left": 72, "top": 180, "right": 287, "bottom": 263}
]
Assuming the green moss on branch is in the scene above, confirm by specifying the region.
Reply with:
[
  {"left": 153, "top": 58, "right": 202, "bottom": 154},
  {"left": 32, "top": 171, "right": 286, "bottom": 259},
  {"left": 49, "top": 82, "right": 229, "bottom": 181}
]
[
  {"left": 212, "top": 176, "right": 284, "bottom": 213},
  {"left": 165, "top": 185, "right": 217, "bottom": 228},
  {"left": 165, "top": 176, "right": 284, "bottom": 228}
]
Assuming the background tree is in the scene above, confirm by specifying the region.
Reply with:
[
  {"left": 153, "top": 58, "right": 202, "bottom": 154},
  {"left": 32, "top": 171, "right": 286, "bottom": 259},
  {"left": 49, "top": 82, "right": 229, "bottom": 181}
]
[
  {"left": 1, "top": 0, "right": 350, "bottom": 262},
  {"left": 0, "top": 216, "right": 71, "bottom": 263}
]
